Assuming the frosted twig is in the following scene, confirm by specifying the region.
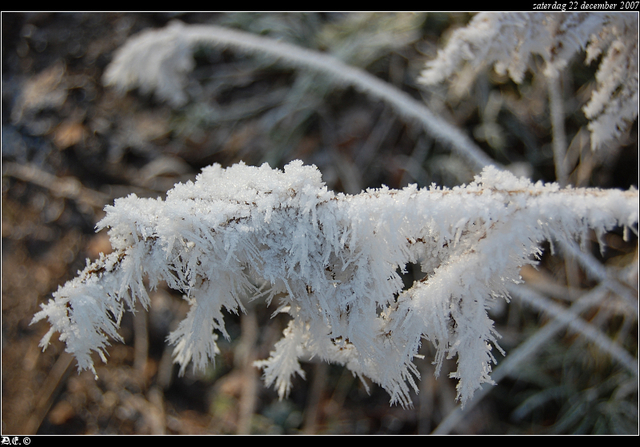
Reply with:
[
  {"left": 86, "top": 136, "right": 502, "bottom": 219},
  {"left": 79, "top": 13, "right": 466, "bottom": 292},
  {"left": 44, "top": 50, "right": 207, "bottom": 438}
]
[
  {"left": 559, "top": 238, "right": 639, "bottom": 312},
  {"left": 549, "top": 74, "right": 569, "bottom": 187},
  {"left": 433, "top": 281, "right": 637, "bottom": 434},
  {"left": 418, "top": 12, "right": 638, "bottom": 153},
  {"left": 103, "top": 20, "right": 496, "bottom": 172},
  {"left": 31, "top": 161, "right": 638, "bottom": 407},
  {"left": 511, "top": 285, "right": 637, "bottom": 378}
]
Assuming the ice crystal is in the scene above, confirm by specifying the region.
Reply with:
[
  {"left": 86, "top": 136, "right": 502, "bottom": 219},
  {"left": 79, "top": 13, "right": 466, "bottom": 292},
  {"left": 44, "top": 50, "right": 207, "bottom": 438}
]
[
  {"left": 32, "top": 161, "right": 638, "bottom": 407},
  {"left": 418, "top": 12, "right": 638, "bottom": 151}
]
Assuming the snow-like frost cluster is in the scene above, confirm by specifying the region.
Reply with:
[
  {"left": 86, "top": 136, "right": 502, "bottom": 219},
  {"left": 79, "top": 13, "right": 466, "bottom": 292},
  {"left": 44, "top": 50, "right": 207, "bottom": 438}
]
[
  {"left": 418, "top": 12, "right": 638, "bottom": 151},
  {"left": 32, "top": 161, "right": 638, "bottom": 407}
]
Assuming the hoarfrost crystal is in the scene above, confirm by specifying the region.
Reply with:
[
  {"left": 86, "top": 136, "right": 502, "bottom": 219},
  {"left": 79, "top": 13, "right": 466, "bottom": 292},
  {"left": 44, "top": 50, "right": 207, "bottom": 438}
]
[
  {"left": 418, "top": 12, "right": 638, "bottom": 151},
  {"left": 32, "top": 161, "right": 638, "bottom": 407}
]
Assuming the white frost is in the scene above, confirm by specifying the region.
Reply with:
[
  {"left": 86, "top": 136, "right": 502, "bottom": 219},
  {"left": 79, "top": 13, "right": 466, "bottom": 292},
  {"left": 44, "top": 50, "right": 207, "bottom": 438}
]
[{"left": 32, "top": 161, "right": 638, "bottom": 407}]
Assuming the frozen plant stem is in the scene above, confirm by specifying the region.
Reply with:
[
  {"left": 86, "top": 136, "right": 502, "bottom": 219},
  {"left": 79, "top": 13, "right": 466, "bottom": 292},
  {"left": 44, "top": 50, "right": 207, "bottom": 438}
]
[
  {"left": 418, "top": 12, "right": 638, "bottom": 154},
  {"left": 102, "top": 20, "right": 496, "bottom": 172},
  {"left": 549, "top": 74, "right": 568, "bottom": 187},
  {"left": 434, "top": 282, "right": 637, "bottom": 434},
  {"left": 31, "top": 161, "right": 638, "bottom": 408}
]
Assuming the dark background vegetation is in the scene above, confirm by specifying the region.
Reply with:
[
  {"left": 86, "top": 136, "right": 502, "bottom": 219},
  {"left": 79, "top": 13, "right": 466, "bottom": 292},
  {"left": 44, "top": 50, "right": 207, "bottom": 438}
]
[{"left": 2, "top": 12, "right": 637, "bottom": 434}]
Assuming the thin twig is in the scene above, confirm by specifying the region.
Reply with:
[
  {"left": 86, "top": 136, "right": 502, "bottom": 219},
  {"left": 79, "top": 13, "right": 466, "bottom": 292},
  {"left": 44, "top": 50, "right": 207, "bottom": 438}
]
[{"left": 548, "top": 67, "right": 568, "bottom": 187}]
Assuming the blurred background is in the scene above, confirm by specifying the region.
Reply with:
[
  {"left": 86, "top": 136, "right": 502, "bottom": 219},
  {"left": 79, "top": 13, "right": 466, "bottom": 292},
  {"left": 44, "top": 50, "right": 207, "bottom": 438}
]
[{"left": 2, "top": 12, "right": 637, "bottom": 434}]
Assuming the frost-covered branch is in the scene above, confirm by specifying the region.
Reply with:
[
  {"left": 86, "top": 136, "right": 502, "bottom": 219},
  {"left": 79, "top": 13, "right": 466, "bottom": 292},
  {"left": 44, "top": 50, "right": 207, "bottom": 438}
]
[
  {"left": 418, "top": 12, "right": 638, "bottom": 152},
  {"left": 31, "top": 160, "right": 638, "bottom": 407},
  {"left": 102, "top": 20, "right": 495, "bottom": 171},
  {"left": 434, "top": 279, "right": 637, "bottom": 434}
]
